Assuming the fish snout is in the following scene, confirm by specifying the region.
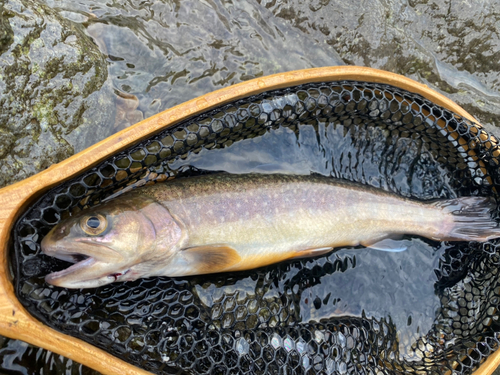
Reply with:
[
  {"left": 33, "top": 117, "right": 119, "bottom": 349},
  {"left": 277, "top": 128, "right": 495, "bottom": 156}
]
[
  {"left": 41, "top": 224, "right": 85, "bottom": 264},
  {"left": 51, "top": 223, "right": 71, "bottom": 242},
  {"left": 41, "top": 223, "right": 71, "bottom": 252},
  {"left": 41, "top": 228, "right": 59, "bottom": 256}
]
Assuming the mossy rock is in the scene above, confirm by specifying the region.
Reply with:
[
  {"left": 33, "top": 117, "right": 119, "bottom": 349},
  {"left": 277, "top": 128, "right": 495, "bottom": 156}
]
[{"left": 0, "top": 0, "right": 115, "bottom": 187}]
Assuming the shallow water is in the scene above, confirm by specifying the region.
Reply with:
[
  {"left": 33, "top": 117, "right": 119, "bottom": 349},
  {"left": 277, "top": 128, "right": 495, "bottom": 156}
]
[
  {"left": 2, "top": 0, "right": 500, "bottom": 373},
  {"left": 44, "top": 0, "right": 500, "bottom": 140},
  {"left": 45, "top": 0, "right": 341, "bottom": 146},
  {"left": 15, "top": 78, "right": 496, "bottom": 375},
  {"left": 0, "top": 336, "right": 91, "bottom": 375}
]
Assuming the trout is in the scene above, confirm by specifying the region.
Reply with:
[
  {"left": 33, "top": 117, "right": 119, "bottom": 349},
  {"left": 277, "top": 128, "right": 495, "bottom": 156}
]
[{"left": 41, "top": 174, "right": 500, "bottom": 288}]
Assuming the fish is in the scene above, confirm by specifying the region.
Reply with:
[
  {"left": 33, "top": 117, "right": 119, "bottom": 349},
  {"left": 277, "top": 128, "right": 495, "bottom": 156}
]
[{"left": 41, "top": 174, "right": 500, "bottom": 289}]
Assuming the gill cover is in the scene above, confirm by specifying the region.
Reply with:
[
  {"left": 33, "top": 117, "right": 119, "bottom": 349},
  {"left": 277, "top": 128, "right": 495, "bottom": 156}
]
[{"left": 41, "top": 193, "right": 185, "bottom": 288}]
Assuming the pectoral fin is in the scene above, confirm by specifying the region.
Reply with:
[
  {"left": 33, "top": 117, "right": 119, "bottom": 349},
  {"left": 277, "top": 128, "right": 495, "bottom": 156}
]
[
  {"left": 361, "top": 237, "right": 408, "bottom": 252},
  {"left": 179, "top": 244, "right": 242, "bottom": 274}
]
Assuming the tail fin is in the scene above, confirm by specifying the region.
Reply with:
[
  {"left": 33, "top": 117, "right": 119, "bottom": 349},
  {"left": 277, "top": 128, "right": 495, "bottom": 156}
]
[{"left": 432, "top": 197, "right": 500, "bottom": 242}]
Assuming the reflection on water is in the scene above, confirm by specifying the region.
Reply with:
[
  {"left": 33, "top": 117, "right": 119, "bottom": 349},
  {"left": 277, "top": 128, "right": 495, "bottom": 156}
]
[
  {"left": 301, "top": 244, "right": 444, "bottom": 360},
  {"left": 260, "top": 0, "right": 500, "bottom": 133}
]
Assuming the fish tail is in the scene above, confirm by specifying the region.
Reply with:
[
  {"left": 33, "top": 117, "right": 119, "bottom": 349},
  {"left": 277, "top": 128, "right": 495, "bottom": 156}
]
[{"left": 432, "top": 196, "right": 500, "bottom": 241}]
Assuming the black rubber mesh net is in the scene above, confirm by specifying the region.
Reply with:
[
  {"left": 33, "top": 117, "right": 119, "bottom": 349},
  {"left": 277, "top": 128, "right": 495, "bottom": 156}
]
[{"left": 11, "top": 81, "right": 500, "bottom": 374}]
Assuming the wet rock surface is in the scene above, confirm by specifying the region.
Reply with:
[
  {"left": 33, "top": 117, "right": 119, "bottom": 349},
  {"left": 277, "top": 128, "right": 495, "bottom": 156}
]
[{"left": 0, "top": 0, "right": 114, "bottom": 188}]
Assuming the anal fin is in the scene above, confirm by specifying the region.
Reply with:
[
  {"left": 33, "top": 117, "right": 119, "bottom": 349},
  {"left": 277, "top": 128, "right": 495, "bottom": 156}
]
[
  {"left": 181, "top": 244, "right": 242, "bottom": 274},
  {"left": 360, "top": 236, "right": 408, "bottom": 252}
]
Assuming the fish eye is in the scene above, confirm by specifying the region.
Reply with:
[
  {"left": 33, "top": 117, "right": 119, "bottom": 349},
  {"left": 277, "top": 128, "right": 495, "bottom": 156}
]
[{"left": 80, "top": 214, "right": 107, "bottom": 235}]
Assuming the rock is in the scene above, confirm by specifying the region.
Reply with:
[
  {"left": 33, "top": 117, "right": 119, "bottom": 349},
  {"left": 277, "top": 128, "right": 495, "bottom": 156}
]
[{"left": 0, "top": 0, "right": 115, "bottom": 188}]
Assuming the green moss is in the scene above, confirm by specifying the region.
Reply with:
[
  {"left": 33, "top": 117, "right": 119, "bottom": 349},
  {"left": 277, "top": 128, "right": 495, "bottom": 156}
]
[
  {"left": 32, "top": 100, "right": 57, "bottom": 129},
  {"left": 0, "top": 0, "right": 112, "bottom": 188}
]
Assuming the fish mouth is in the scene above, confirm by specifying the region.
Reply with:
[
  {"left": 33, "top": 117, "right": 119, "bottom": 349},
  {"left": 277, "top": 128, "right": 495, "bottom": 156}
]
[
  {"left": 42, "top": 234, "right": 130, "bottom": 288},
  {"left": 44, "top": 254, "right": 131, "bottom": 289},
  {"left": 47, "top": 252, "right": 89, "bottom": 264},
  {"left": 45, "top": 257, "right": 96, "bottom": 283}
]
